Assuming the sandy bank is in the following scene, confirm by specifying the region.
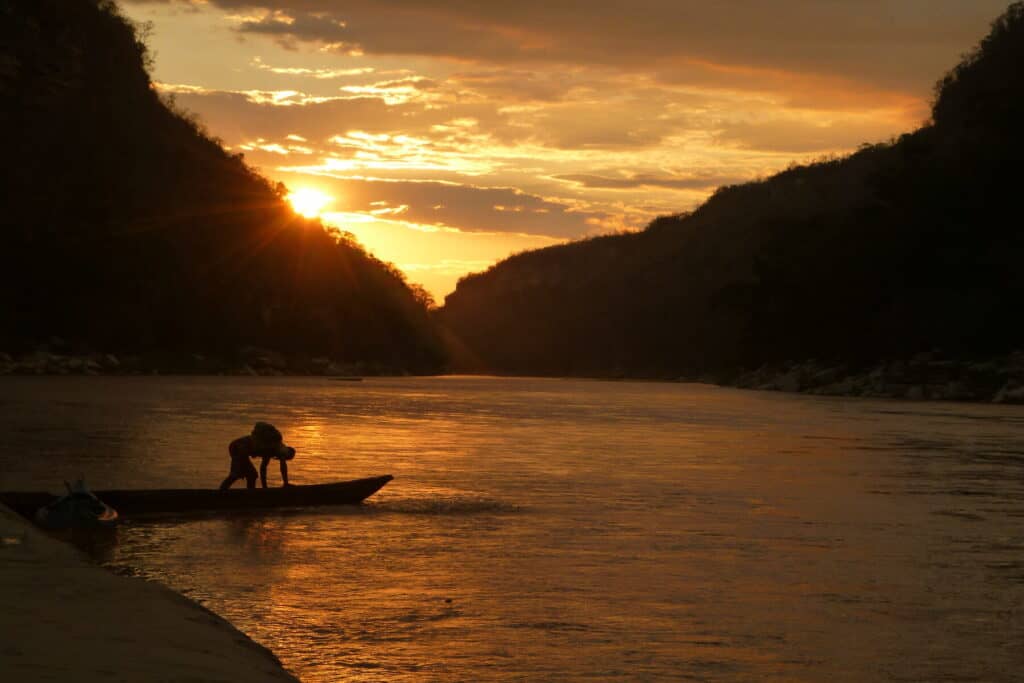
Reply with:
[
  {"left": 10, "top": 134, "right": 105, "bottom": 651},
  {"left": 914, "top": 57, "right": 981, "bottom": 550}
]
[{"left": 0, "top": 505, "right": 298, "bottom": 682}]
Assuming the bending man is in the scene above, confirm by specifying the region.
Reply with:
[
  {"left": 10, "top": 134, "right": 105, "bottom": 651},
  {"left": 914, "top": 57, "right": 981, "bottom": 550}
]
[{"left": 220, "top": 422, "right": 296, "bottom": 490}]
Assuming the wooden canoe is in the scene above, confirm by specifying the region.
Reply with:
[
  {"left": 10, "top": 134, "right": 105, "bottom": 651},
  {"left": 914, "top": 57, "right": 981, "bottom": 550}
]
[{"left": 0, "top": 475, "right": 393, "bottom": 519}]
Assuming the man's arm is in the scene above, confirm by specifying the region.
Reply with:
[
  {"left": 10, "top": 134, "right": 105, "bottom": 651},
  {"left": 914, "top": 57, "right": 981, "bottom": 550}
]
[
  {"left": 259, "top": 456, "right": 270, "bottom": 488},
  {"left": 279, "top": 459, "right": 290, "bottom": 486}
]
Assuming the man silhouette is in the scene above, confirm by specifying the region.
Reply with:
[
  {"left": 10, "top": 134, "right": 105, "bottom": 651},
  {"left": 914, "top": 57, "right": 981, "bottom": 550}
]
[{"left": 220, "top": 422, "right": 296, "bottom": 490}]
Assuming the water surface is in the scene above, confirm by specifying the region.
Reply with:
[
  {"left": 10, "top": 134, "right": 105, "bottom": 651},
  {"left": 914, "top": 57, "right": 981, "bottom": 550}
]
[{"left": 2, "top": 376, "right": 1023, "bottom": 681}]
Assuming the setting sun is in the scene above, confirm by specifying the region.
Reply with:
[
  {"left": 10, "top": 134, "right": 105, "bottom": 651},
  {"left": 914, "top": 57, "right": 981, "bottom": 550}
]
[{"left": 288, "top": 188, "right": 333, "bottom": 218}]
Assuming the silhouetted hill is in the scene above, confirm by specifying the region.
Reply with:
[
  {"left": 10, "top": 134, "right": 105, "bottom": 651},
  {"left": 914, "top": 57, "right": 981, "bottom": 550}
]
[
  {"left": 0, "top": 0, "right": 443, "bottom": 373},
  {"left": 439, "top": 3, "right": 1024, "bottom": 391}
]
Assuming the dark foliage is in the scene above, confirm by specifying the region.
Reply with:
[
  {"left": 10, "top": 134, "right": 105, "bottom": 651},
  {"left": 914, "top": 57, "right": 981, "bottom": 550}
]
[
  {"left": 439, "top": 3, "right": 1024, "bottom": 377},
  {"left": 0, "top": 0, "right": 444, "bottom": 371}
]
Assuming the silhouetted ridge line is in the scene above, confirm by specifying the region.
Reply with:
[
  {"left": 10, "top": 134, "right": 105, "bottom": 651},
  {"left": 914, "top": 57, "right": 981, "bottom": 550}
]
[
  {"left": 438, "top": 3, "right": 1024, "bottom": 399},
  {"left": 0, "top": 0, "right": 443, "bottom": 374}
]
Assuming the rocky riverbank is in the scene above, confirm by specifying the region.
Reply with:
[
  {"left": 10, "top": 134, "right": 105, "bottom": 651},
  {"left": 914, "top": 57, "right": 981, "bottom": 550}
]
[
  {"left": 720, "top": 353, "right": 1024, "bottom": 404},
  {"left": 0, "top": 346, "right": 388, "bottom": 377},
  {"left": 7, "top": 345, "right": 1024, "bottom": 405}
]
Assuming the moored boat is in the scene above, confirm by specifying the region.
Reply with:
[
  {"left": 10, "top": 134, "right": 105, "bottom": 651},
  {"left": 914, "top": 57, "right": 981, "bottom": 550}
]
[
  {"left": 1, "top": 475, "right": 393, "bottom": 520},
  {"left": 34, "top": 480, "right": 119, "bottom": 530}
]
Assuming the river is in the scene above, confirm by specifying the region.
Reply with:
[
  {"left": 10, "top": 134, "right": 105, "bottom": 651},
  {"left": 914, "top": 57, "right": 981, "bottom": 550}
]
[{"left": 1, "top": 376, "right": 1022, "bottom": 681}]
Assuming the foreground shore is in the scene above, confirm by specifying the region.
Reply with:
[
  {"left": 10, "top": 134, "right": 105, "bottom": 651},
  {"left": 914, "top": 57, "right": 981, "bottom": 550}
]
[{"left": 0, "top": 505, "right": 298, "bottom": 682}]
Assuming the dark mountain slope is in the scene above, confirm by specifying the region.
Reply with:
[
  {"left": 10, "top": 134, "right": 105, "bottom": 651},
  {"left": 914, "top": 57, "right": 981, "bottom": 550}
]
[
  {"left": 0, "top": 0, "right": 443, "bottom": 372},
  {"left": 439, "top": 3, "right": 1024, "bottom": 380}
]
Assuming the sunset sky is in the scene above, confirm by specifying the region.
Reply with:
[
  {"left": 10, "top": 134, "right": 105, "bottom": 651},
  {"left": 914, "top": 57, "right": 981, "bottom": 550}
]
[{"left": 123, "top": 0, "right": 1007, "bottom": 302}]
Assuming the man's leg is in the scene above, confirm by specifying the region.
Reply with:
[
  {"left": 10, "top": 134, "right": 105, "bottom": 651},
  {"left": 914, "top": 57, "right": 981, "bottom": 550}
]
[
  {"left": 244, "top": 460, "right": 259, "bottom": 489},
  {"left": 220, "top": 474, "right": 239, "bottom": 491}
]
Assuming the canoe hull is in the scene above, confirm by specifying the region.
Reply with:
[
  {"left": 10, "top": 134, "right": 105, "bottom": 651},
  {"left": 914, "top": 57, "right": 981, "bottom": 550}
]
[{"left": 1, "top": 475, "right": 393, "bottom": 519}]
